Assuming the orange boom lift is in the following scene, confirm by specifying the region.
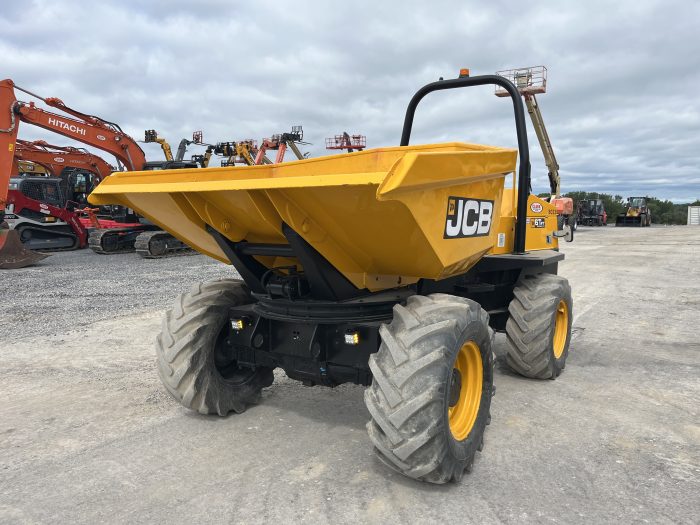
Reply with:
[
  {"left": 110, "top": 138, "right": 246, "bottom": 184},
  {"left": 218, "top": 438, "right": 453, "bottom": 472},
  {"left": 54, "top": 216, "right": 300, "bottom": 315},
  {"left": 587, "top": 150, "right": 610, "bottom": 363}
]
[{"left": 496, "top": 67, "right": 575, "bottom": 240}]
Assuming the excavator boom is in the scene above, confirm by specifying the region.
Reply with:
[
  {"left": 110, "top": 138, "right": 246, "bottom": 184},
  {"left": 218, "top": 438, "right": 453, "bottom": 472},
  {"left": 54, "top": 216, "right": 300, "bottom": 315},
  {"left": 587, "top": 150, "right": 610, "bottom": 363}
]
[
  {"left": 0, "top": 80, "right": 20, "bottom": 210},
  {"left": 13, "top": 139, "right": 116, "bottom": 180},
  {"left": 0, "top": 78, "right": 147, "bottom": 266},
  {"left": 1, "top": 79, "right": 146, "bottom": 172},
  {"left": 0, "top": 79, "right": 48, "bottom": 268},
  {"left": 523, "top": 94, "right": 560, "bottom": 197}
]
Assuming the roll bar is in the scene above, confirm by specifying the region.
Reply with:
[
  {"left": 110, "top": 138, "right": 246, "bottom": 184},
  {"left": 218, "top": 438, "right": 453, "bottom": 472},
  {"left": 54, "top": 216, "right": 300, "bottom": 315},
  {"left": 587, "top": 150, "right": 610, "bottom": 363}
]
[{"left": 400, "top": 74, "right": 531, "bottom": 254}]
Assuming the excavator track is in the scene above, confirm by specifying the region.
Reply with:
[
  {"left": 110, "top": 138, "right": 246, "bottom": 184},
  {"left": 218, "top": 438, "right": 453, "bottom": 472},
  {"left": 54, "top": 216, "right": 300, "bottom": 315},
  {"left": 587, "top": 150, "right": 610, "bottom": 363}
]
[
  {"left": 134, "top": 230, "right": 195, "bottom": 259},
  {"left": 16, "top": 224, "right": 80, "bottom": 251},
  {"left": 88, "top": 228, "right": 143, "bottom": 254}
]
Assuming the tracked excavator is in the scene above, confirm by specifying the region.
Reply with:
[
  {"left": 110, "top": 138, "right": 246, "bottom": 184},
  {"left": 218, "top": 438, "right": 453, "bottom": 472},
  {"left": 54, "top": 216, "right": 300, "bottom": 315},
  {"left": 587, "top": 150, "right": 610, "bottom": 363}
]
[
  {"left": 0, "top": 79, "right": 192, "bottom": 259},
  {"left": 135, "top": 130, "right": 206, "bottom": 256},
  {"left": 13, "top": 139, "right": 115, "bottom": 182},
  {"left": 8, "top": 140, "right": 160, "bottom": 254},
  {"left": 5, "top": 140, "right": 146, "bottom": 252},
  {"left": 0, "top": 146, "right": 47, "bottom": 268},
  {"left": 3, "top": 175, "right": 138, "bottom": 251},
  {"left": 0, "top": 86, "right": 63, "bottom": 266}
]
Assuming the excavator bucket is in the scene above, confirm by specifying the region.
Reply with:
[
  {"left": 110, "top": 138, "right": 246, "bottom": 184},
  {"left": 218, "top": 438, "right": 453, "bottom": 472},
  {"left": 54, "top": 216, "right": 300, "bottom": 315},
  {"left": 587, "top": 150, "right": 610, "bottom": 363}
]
[
  {"left": 89, "top": 142, "right": 549, "bottom": 291},
  {"left": 0, "top": 227, "right": 49, "bottom": 269}
]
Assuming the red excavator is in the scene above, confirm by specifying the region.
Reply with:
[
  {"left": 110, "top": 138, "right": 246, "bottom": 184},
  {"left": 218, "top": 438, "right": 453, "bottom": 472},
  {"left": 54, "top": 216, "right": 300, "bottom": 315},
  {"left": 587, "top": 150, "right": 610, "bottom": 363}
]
[
  {"left": 0, "top": 89, "right": 48, "bottom": 267},
  {"left": 12, "top": 139, "right": 116, "bottom": 181},
  {"left": 3, "top": 139, "right": 147, "bottom": 253},
  {"left": 0, "top": 79, "right": 192, "bottom": 262},
  {"left": 5, "top": 176, "right": 101, "bottom": 251}
]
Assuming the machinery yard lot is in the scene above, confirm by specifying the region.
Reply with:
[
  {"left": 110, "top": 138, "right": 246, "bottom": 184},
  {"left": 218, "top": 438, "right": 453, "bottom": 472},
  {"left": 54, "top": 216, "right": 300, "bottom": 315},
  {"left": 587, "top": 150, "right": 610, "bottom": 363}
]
[{"left": 1, "top": 226, "right": 699, "bottom": 524}]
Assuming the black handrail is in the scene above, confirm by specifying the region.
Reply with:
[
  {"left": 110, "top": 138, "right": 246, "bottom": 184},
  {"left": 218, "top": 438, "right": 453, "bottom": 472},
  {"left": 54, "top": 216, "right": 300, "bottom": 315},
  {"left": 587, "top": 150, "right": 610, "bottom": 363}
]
[{"left": 400, "top": 74, "right": 531, "bottom": 254}]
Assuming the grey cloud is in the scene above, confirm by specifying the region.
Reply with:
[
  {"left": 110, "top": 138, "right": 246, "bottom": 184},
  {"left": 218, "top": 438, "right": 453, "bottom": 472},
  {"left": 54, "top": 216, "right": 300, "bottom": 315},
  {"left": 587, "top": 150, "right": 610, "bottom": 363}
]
[{"left": 2, "top": 0, "right": 699, "bottom": 201}]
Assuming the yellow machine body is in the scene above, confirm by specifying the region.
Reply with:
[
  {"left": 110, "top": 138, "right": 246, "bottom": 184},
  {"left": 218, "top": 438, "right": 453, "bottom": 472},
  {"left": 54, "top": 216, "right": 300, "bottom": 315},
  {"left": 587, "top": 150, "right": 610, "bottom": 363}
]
[{"left": 90, "top": 142, "right": 558, "bottom": 291}]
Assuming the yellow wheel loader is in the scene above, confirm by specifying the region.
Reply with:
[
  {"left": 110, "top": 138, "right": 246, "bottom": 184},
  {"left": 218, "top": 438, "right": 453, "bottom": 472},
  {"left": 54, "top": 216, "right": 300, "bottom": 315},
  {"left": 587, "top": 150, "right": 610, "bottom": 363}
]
[
  {"left": 89, "top": 72, "right": 573, "bottom": 484},
  {"left": 616, "top": 197, "right": 651, "bottom": 227}
]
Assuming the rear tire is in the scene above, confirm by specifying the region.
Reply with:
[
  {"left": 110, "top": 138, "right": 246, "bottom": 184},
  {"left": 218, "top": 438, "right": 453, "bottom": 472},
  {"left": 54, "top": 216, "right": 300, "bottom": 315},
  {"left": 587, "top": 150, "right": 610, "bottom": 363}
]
[
  {"left": 505, "top": 274, "right": 573, "bottom": 379},
  {"left": 156, "top": 279, "right": 274, "bottom": 415},
  {"left": 365, "top": 294, "right": 493, "bottom": 484}
]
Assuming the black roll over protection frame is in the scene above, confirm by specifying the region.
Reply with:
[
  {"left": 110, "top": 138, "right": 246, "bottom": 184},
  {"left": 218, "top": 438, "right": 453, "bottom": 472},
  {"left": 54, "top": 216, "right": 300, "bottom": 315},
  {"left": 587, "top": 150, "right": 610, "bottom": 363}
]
[{"left": 399, "top": 74, "right": 531, "bottom": 254}]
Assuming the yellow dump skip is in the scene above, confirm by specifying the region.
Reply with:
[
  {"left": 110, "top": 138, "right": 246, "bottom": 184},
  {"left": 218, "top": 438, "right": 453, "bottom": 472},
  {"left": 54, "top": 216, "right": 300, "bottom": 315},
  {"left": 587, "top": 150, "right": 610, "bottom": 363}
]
[{"left": 90, "top": 142, "right": 517, "bottom": 291}]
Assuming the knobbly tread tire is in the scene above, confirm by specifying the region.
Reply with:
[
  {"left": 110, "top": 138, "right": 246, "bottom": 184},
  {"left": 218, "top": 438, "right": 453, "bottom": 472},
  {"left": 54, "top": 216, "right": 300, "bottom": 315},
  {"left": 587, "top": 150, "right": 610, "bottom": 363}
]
[
  {"left": 505, "top": 273, "right": 573, "bottom": 379},
  {"left": 365, "top": 294, "right": 493, "bottom": 484},
  {"left": 156, "top": 279, "right": 274, "bottom": 416}
]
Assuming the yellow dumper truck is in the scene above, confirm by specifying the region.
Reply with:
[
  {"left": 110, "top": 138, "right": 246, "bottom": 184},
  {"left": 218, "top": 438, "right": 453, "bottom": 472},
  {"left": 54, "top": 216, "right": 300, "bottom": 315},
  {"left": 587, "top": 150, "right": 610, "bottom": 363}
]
[{"left": 90, "top": 72, "right": 573, "bottom": 484}]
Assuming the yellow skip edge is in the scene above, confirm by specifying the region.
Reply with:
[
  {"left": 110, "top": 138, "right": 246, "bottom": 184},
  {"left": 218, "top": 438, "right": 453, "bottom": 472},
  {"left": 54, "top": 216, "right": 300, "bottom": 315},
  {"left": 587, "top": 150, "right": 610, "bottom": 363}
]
[{"left": 88, "top": 142, "right": 526, "bottom": 291}]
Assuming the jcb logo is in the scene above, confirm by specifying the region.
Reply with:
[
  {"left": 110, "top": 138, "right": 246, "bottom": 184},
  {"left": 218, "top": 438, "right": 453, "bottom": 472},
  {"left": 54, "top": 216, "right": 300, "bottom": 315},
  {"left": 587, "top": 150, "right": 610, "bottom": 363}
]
[{"left": 444, "top": 197, "right": 494, "bottom": 238}]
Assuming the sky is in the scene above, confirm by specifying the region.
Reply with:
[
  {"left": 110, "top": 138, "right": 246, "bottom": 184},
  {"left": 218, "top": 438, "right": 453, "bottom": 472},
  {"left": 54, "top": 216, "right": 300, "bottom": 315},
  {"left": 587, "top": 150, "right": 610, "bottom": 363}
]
[{"left": 2, "top": 0, "right": 699, "bottom": 202}]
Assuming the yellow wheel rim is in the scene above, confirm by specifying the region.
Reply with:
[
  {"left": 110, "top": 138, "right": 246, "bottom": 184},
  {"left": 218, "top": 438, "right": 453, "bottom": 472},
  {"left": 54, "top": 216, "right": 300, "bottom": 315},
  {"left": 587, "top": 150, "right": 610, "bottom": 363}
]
[
  {"left": 448, "top": 341, "right": 483, "bottom": 441},
  {"left": 552, "top": 299, "right": 569, "bottom": 359}
]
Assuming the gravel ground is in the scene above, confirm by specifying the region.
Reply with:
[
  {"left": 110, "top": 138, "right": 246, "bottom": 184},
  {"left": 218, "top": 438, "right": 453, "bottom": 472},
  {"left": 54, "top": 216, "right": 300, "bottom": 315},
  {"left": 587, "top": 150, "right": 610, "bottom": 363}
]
[
  {"left": 1, "top": 226, "right": 699, "bottom": 524},
  {"left": 0, "top": 250, "right": 233, "bottom": 343}
]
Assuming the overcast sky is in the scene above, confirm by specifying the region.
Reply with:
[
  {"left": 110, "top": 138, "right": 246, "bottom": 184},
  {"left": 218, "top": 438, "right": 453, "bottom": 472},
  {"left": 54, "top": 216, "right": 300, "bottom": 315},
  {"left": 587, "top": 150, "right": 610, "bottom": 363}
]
[{"left": 2, "top": 0, "right": 699, "bottom": 201}]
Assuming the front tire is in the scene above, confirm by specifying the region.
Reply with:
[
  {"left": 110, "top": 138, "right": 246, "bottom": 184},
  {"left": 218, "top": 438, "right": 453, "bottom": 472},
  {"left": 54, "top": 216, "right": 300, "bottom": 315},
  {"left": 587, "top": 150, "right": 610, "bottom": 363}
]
[
  {"left": 365, "top": 294, "right": 493, "bottom": 484},
  {"left": 505, "top": 273, "right": 573, "bottom": 379},
  {"left": 156, "top": 279, "right": 274, "bottom": 415}
]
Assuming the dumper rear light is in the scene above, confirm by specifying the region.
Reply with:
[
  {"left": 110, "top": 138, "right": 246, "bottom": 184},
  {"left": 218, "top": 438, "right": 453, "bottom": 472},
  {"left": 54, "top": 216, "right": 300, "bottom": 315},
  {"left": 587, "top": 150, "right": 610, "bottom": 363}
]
[
  {"left": 344, "top": 331, "right": 360, "bottom": 345},
  {"left": 231, "top": 318, "right": 247, "bottom": 331}
]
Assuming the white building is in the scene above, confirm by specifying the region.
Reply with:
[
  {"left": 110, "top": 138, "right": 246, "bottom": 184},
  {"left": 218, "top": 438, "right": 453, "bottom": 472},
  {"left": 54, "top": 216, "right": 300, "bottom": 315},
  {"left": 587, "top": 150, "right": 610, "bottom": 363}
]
[{"left": 688, "top": 206, "right": 700, "bottom": 225}]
